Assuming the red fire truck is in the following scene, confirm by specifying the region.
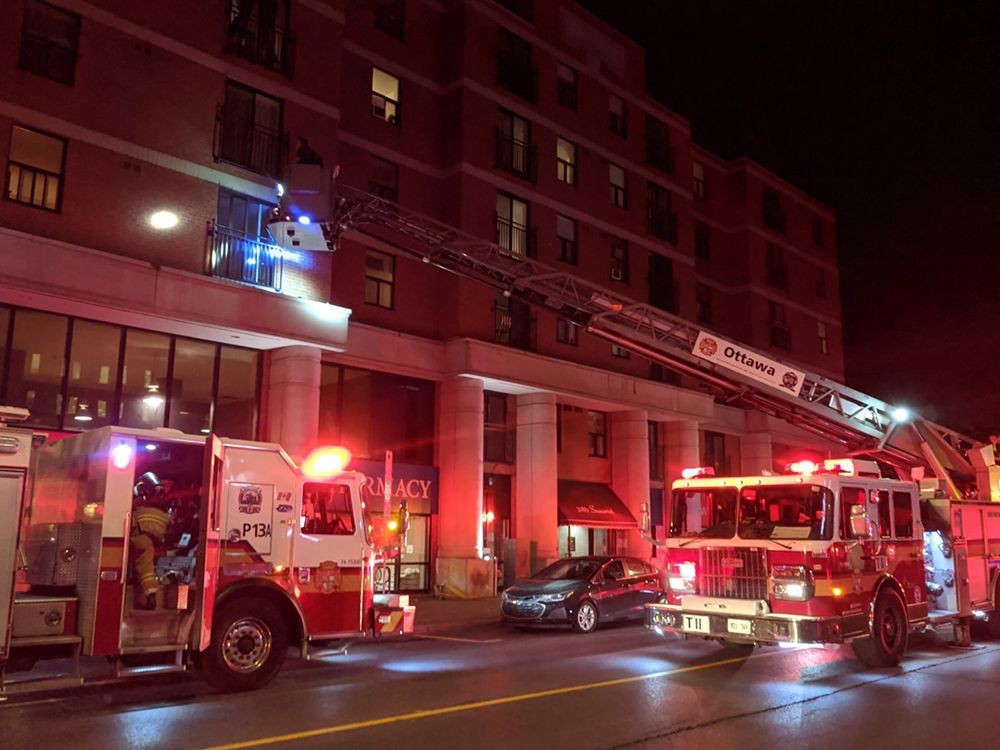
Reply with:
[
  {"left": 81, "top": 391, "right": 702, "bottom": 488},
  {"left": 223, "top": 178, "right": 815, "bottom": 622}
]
[
  {"left": 643, "top": 457, "right": 1000, "bottom": 666},
  {"left": 0, "top": 406, "right": 413, "bottom": 695}
]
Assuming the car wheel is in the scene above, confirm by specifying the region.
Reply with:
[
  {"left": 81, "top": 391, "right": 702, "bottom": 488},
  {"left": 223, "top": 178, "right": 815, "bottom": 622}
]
[
  {"left": 572, "top": 600, "right": 598, "bottom": 634},
  {"left": 852, "top": 589, "right": 908, "bottom": 667}
]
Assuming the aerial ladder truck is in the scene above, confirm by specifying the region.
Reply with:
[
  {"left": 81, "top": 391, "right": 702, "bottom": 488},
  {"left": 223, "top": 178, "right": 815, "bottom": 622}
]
[{"left": 267, "top": 163, "right": 1000, "bottom": 666}]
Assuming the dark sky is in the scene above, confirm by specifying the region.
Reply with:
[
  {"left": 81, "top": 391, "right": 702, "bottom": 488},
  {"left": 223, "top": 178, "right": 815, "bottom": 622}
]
[{"left": 579, "top": 1, "right": 1000, "bottom": 437}]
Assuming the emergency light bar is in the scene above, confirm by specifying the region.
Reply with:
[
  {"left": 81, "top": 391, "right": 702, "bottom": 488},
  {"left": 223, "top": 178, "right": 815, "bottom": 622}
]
[{"left": 681, "top": 466, "right": 715, "bottom": 479}]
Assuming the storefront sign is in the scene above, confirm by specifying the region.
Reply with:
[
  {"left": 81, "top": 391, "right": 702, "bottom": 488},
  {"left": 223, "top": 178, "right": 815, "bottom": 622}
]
[
  {"left": 692, "top": 331, "right": 805, "bottom": 397},
  {"left": 353, "top": 459, "right": 438, "bottom": 515}
]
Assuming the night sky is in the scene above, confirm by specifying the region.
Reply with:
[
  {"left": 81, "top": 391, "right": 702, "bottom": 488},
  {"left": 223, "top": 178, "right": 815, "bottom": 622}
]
[{"left": 579, "top": 1, "right": 1000, "bottom": 438}]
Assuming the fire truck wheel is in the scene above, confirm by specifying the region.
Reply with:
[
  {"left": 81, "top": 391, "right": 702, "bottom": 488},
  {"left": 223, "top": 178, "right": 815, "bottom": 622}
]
[
  {"left": 572, "top": 601, "right": 599, "bottom": 633},
  {"left": 852, "top": 590, "right": 908, "bottom": 667},
  {"left": 201, "top": 597, "right": 289, "bottom": 692}
]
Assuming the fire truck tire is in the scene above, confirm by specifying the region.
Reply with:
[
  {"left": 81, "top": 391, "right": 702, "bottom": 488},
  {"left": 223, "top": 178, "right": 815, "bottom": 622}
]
[
  {"left": 852, "top": 590, "right": 908, "bottom": 667},
  {"left": 200, "top": 597, "right": 289, "bottom": 692},
  {"left": 572, "top": 600, "right": 599, "bottom": 633}
]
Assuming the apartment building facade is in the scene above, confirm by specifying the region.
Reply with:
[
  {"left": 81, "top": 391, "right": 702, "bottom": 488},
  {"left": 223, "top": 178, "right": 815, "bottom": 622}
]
[{"left": 0, "top": 0, "right": 844, "bottom": 594}]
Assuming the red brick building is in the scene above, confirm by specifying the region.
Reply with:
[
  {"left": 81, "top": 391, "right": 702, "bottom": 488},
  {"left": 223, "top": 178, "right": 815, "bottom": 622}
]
[{"left": 0, "top": 0, "right": 843, "bottom": 594}]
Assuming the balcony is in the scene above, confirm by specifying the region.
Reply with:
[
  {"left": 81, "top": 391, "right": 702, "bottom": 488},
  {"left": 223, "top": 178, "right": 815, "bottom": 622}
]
[
  {"left": 215, "top": 105, "right": 287, "bottom": 179},
  {"left": 495, "top": 54, "right": 537, "bottom": 102},
  {"left": 649, "top": 279, "right": 678, "bottom": 315},
  {"left": 647, "top": 211, "right": 678, "bottom": 244},
  {"left": 769, "top": 325, "right": 792, "bottom": 351},
  {"left": 495, "top": 218, "right": 535, "bottom": 258},
  {"left": 645, "top": 139, "right": 675, "bottom": 175},
  {"left": 766, "top": 263, "right": 790, "bottom": 292},
  {"left": 494, "top": 129, "right": 536, "bottom": 182},
  {"left": 494, "top": 297, "right": 535, "bottom": 351},
  {"left": 225, "top": 11, "right": 294, "bottom": 77},
  {"left": 207, "top": 222, "right": 283, "bottom": 291}
]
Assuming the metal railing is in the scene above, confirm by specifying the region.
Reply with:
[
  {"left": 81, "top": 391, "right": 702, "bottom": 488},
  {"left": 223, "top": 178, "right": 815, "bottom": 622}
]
[
  {"left": 495, "top": 218, "right": 533, "bottom": 258},
  {"left": 6, "top": 161, "right": 61, "bottom": 211},
  {"left": 225, "top": 3, "right": 294, "bottom": 77},
  {"left": 214, "top": 105, "right": 287, "bottom": 179},
  {"left": 494, "top": 130, "right": 536, "bottom": 182},
  {"left": 207, "top": 222, "right": 283, "bottom": 291},
  {"left": 647, "top": 211, "right": 678, "bottom": 244}
]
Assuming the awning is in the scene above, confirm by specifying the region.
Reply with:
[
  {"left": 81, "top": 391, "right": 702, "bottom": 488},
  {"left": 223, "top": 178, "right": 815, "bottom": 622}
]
[{"left": 557, "top": 480, "right": 637, "bottom": 530}]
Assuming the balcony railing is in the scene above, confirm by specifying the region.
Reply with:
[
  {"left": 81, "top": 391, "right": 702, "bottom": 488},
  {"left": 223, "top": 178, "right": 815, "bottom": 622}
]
[
  {"left": 495, "top": 54, "right": 537, "bottom": 101},
  {"left": 647, "top": 211, "right": 678, "bottom": 244},
  {"left": 494, "top": 298, "right": 535, "bottom": 351},
  {"left": 225, "top": 5, "right": 295, "bottom": 77},
  {"left": 208, "top": 222, "right": 283, "bottom": 291},
  {"left": 495, "top": 218, "right": 535, "bottom": 258},
  {"left": 215, "top": 105, "right": 287, "bottom": 179},
  {"left": 494, "top": 129, "right": 536, "bottom": 182}
]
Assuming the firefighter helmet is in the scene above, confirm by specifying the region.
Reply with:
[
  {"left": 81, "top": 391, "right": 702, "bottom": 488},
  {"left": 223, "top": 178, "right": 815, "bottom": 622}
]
[{"left": 133, "top": 471, "right": 166, "bottom": 505}]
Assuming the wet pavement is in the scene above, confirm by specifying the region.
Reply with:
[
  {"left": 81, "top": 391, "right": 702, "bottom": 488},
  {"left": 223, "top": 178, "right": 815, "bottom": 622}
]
[{"left": 3, "top": 617, "right": 1000, "bottom": 750}]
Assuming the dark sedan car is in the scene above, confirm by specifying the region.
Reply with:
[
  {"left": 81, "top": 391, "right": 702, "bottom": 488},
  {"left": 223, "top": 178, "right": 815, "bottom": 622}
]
[{"left": 500, "top": 556, "right": 664, "bottom": 633}]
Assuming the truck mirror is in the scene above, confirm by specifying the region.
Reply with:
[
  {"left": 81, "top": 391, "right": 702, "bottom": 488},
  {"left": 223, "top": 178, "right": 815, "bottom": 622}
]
[{"left": 848, "top": 505, "right": 869, "bottom": 538}]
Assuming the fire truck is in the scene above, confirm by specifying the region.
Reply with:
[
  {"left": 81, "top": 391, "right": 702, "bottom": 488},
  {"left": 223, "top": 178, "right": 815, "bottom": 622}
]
[
  {"left": 266, "top": 166, "right": 998, "bottom": 667},
  {"left": 0, "top": 407, "right": 414, "bottom": 695}
]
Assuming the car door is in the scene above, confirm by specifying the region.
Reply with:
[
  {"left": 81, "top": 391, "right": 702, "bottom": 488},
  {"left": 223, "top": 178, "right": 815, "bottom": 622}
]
[
  {"left": 624, "top": 558, "right": 660, "bottom": 614},
  {"left": 594, "top": 559, "right": 630, "bottom": 619}
]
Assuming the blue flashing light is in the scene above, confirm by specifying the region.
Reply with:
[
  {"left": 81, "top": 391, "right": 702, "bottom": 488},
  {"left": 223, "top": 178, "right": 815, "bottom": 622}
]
[{"left": 298, "top": 215, "right": 312, "bottom": 225}]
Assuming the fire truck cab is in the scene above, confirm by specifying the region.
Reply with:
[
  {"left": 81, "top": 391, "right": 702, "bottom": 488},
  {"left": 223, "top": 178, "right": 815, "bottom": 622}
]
[
  {"left": 0, "top": 408, "right": 413, "bottom": 695},
  {"left": 644, "top": 459, "right": 1000, "bottom": 666}
]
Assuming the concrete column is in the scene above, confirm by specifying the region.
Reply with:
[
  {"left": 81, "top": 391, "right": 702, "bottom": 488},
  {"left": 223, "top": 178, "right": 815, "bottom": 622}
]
[
  {"left": 436, "top": 377, "right": 490, "bottom": 596},
  {"left": 515, "top": 392, "right": 558, "bottom": 577},
  {"left": 266, "top": 345, "right": 321, "bottom": 462},
  {"left": 665, "top": 420, "right": 701, "bottom": 489},
  {"left": 611, "top": 410, "right": 650, "bottom": 559},
  {"left": 740, "top": 433, "right": 773, "bottom": 475}
]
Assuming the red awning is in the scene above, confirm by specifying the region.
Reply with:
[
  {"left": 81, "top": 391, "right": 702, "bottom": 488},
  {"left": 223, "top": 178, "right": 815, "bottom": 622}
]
[{"left": 557, "top": 480, "right": 637, "bottom": 530}]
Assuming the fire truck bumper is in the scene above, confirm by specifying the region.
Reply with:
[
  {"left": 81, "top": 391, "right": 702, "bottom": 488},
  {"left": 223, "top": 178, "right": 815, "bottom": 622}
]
[
  {"left": 373, "top": 594, "right": 416, "bottom": 636},
  {"left": 644, "top": 603, "right": 847, "bottom": 645}
]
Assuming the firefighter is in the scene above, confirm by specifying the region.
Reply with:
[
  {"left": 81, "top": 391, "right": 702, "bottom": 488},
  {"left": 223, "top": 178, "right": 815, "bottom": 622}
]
[{"left": 130, "top": 472, "right": 171, "bottom": 610}]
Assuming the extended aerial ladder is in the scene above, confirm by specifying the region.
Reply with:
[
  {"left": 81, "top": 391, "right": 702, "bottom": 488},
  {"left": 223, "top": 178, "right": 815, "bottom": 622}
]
[{"left": 269, "top": 173, "right": 988, "bottom": 500}]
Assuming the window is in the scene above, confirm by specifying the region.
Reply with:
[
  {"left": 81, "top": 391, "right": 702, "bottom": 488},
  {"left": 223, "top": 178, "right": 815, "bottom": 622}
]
[
  {"left": 817, "top": 320, "right": 829, "bottom": 355},
  {"left": 365, "top": 250, "right": 395, "bottom": 308},
  {"left": 763, "top": 186, "right": 786, "bottom": 233},
  {"left": 302, "top": 483, "right": 356, "bottom": 535},
  {"left": 609, "top": 94, "right": 627, "bottom": 137},
  {"left": 611, "top": 344, "right": 630, "bottom": 359},
  {"left": 610, "top": 238, "right": 629, "bottom": 283},
  {"left": 816, "top": 271, "right": 828, "bottom": 299},
  {"left": 169, "top": 338, "right": 216, "bottom": 435},
  {"left": 225, "top": 0, "right": 292, "bottom": 76},
  {"left": 484, "top": 391, "right": 513, "bottom": 463},
  {"left": 609, "top": 163, "right": 626, "bottom": 208},
  {"left": 645, "top": 115, "right": 673, "bottom": 174},
  {"left": 374, "top": 0, "right": 405, "bottom": 40},
  {"left": 876, "top": 490, "right": 892, "bottom": 539},
  {"left": 892, "top": 491, "right": 914, "bottom": 538},
  {"left": 119, "top": 330, "right": 170, "bottom": 429},
  {"left": 648, "top": 253, "right": 676, "bottom": 313},
  {"left": 647, "top": 183, "right": 676, "bottom": 242},
  {"left": 556, "top": 63, "right": 577, "bottom": 110},
  {"left": 7, "top": 309, "right": 68, "bottom": 427},
  {"left": 18, "top": 1, "right": 80, "bottom": 85},
  {"left": 218, "top": 81, "right": 283, "bottom": 178},
  {"left": 766, "top": 244, "right": 789, "bottom": 291},
  {"left": 496, "top": 192, "right": 530, "bottom": 256},
  {"left": 693, "top": 160, "right": 707, "bottom": 198},
  {"left": 65, "top": 320, "right": 120, "bottom": 428},
  {"left": 587, "top": 410, "right": 607, "bottom": 457},
  {"left": 556, "top": 138, "right": 576, "bottom": 186},
  {"left": 556, "top": 214, "right": 577, "bottom": 265},
  {"left": 215, "top": 346, "right": 260, "bottom": 440},
  {"left": 649, "top": 363, "right": 679, "bottom": 385},
  {"left": 372, "top": 68, "right": 400, "bottom": 125},
  {"left": 6, "top": 126, "right": 65, "bottom": 211},
  {"left": 840, "top": 487, "right": 868, "bottom": 540},
  {"left": 769, "top": 301, "right": 790, "bottom": 350},
  {"left": 496, "top": 29, "right": 535, "bottom": 101},
  {"left": 812, "top": 215, "right": 824, "bottom": 246},
  {"left": 702, "top": 430, "right": 730, "bottom": 475},
  {"left": 649, "top": 422, "right": 663, "bottom": 481},
  {"left": 694, "top": 222, "right": 709, "bottom": 260},
  {"left": 556, "top": 318, "right": 578, "bottom": 346},
  {"left": 696, "top": 283, "right": 712, "bottom": 324},
  {"left": 495, "top": 109, "right": 534, "bottom": 181},
  {"left": 369, "top": 156, "right": 398, "bottom": 201},
  {"left": 212, "top": 188, "right": 281, "bottom": 289}
]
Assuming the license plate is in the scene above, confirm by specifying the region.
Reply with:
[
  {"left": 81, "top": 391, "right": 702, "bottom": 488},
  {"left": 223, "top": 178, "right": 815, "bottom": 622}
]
[
  {"left": 727, "top": 618, "right": 752, "bottom": 635},
  {"left": 682, "top": 614, "right": 710, "bottom": 634}
]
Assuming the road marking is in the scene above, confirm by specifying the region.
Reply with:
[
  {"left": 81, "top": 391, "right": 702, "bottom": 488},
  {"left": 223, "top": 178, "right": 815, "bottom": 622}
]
[
  {"left": 412, "top": 634, "right": 504, "bottom": 644},
  {"left": 201, "top": 651, "right": 780, "bottom": 750}
]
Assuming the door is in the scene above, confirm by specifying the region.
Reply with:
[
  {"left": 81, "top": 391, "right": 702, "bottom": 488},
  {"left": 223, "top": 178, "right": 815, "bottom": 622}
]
[
  {"left": 594, "top": 559, "right": 631, "bottom": 619},
  {"left": 0, "top": 469, "right": 27, "bottom": 659},
  {"left": 194, "top": 436, "right": 224, "bottom": 651},
  {"left": 624, "top": 557, "right": 659, "bottom": 614}
]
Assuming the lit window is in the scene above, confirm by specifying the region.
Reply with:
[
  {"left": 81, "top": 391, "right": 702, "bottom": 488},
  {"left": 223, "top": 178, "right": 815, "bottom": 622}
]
[
  {"left": 496, "top": 192, "right": 530, "bottom": 256},
  {"left": 611, "top": 344, "right": 630, "bottom": 359},
  {"left": 817, "top": 320, "right": 829, "bottom": 355},
  {"left": 6, "top": 126, "right": 65, "bottom": 211},
  {"left": 609, "top": 94, "right": 627, "bottom": 137},
  {"left": 610, "top": 238, "right": 628, "bottom": 282},
  {"left": 556, "top": 318, "right": 578, "bottom": 346},
  {"left": 365, "top": 250, "right": 395, "bottom": 308},
  {"left": 556, "top": 138, "right": 576, "bottom": 185},
  {"left": 556, "top": 214, "right": 577, "bottom": 265},
  {"left": 693, "top": 160, "right": 706, "bottom": 198},
  {"left": 372, "top": 68, "right": 400, "bottom": 125},
  {"left": 18, "top": 0, "right": 80, "bottom": 85},
  {"left": 556, "top": 63, "right": 577, "bottom": 110},
  {"left": 609, "top": 163, "right": 626, "bottom": 208}
]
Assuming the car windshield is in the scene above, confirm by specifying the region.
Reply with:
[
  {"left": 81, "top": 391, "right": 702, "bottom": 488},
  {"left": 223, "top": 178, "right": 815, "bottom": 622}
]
[
  {"left": 738, "top": 484, "right": 834, "bottom": 540},
  {"left": 669, "top": 488, "right": 738, "bottom": 538},
  {"left": 533, "top": 559, "right": 602, "bottom": 580}
]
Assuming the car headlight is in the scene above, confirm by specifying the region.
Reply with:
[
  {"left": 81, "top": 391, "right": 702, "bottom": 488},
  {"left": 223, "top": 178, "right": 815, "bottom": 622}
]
[
  {"left": 771, "top": 565, "right": 815, "bottom": 601},
  {"left": 537, "top": 591, "right": 572, "bottom": 603}
]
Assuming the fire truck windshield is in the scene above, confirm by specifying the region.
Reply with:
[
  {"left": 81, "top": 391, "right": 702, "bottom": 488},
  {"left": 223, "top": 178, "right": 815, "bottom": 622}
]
[
  {"left": 737, "top": 484, "right": 834, "bottom": 541},
  {"left": 669, "top": 488, "right": 738, "bottom": 538}
]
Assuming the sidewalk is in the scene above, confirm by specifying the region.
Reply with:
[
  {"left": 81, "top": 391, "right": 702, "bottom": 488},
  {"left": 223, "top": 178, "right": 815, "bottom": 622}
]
[{"left": 409, "top": 595, "right": 501, "bottom": 635}]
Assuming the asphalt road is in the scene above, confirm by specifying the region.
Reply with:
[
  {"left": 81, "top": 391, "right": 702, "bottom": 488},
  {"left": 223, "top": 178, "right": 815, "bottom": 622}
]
[{"left": 3, "top": 621, "right": 1000, "bottom": 750}]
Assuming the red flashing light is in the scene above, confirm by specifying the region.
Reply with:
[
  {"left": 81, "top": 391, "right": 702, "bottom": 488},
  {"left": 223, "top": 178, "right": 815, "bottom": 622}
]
[
  {"left": 681, "top": 466, "right": 715, "bottom": 479},
  {"left": 788, "top": 460, "right": 819, "bottom": 475},
  {"left": 302, "top": 446, "right": 352, "bottom": 478}
]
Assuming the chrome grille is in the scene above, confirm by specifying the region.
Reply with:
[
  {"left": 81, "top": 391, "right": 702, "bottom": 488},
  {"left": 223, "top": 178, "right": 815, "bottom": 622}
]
[{"left": 699, "top": 547, "right": 768, "bottom": 600}]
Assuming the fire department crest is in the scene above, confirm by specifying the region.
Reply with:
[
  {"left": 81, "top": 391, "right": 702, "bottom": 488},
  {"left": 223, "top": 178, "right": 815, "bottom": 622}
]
[
  {"left": 318, "top": 561, "right": 342, "bottom": 594},
  {"left": 238, "top": 486, "right": 263, "bottom": 514},
  {"left": 698, "top": 337, "right": 718, "bottom": 357},
  {"left": 781, "top": 371, "right": 799, "bottom": 390}
]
